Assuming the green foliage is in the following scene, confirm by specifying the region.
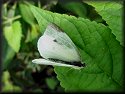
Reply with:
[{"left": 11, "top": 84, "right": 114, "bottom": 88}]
[
  {"left": 85, "top": 1, "right": 123, "bottom": 46},
  {"left": 3, "top": 21, "right": 22, "bottom": 53},
  {"left": 2, "top": 40, "right": 15, "bottom": 70},
  {"left": 63, "top": 2, "right": 87, "bottom": 18},
  {"left": 19, "top": 3, "right": 36, "bottom": 25},
  {"left": 46, "top": 78, "right": 58, "bottom": 90},
  {"left": 2, "top": 0, "right": 22, "bottom": 53},
  {"left": 2, "top": 0, "right": 123, "bottom": 93},
  {"left": 19, "top": 2, "right": 40, "bottom": 42},
  {"left": 2, "top": 1, "right": 43, "bottom": 92},
  {"left": 2, "top": 71, "right": 22, "bottom": 92},
  {"left": 30, "top": 4, "right": 123, "bottom": 92}
]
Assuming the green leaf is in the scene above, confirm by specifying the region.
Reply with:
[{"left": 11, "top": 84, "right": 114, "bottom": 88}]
[
  {"left": 19, "top": 3, "right": 39, "bottom": 42},
  {"left": 3, "top": 21, "right": 22, "bottom": 52},
  {"left": 19, "top": 2, "right": 36, "bottom": 25},
  {"left": 85, "top": 1, "right": 123, "bottom": 46},
  {"left": 30, "top": 5, "right": 123, "bottom": 91},
  {"left": 2, "top": 38, "right": 15, "bottom": 70},
  {"left": 25, "top": 24, "right": 39, "bottom": 43},
  {"left": 63, "top": 2, "right": 87, "bottom": 18},
  {"left": 46, "top": 78, "right": 58, "bottom": 90}
]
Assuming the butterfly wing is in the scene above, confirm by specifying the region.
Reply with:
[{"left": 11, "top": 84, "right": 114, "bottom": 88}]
[
  {"left": 32, "top": 59, "right": 81, "bottom": 69},
  {"left": 44, "top": 23, "right": 76, "bottom": 49},
  {"left": 37, "top": 23, "right": 81, "bottom": 62}
]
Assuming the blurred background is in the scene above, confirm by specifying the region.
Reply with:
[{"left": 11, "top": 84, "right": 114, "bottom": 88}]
[{"left": 1, "top": 0, "right": 110, "bottom": 93}]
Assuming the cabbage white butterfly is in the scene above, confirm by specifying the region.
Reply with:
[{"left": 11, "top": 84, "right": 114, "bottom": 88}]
[{"left": 32, "top": 23, "right": 85, "bottom": 69}]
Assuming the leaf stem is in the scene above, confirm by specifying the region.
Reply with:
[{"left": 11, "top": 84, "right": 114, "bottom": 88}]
[{"left": 3, "top": 15, "right": 21, "bottom": 25}]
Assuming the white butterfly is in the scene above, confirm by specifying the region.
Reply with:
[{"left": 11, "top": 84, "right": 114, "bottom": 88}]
[{"left": 32, "top": 23, "right": 85, "bottom": 69}]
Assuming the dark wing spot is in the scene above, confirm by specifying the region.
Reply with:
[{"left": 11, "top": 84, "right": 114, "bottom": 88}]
[{"left": 53, "top": 39, "right": 57, "bottom": 42}]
